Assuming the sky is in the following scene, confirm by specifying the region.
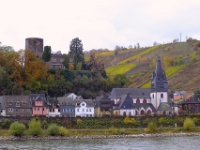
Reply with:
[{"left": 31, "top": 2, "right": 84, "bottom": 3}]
[{"left": 0, "top": 0, "right": 200, "bottom": 53}]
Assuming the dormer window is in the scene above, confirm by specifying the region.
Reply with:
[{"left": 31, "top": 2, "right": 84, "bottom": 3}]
[
  {"left": 82, "top": 103, "right": 85, "bottom": 106},
  {"left": 16, "top": 101, "right": 20, "bottom": 107}
]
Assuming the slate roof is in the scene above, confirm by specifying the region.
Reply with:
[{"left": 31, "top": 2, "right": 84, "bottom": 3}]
[
  {"left": 57, "top": 97, "right": 74, "bottom": 105},
  {"left": 157, "top": 102, "right": 172, "bottom": 111},
  {"left": 29, "top": 94, "right": 47, "bottom": 106},
  {"left": 178, "top": 95, "right": 200, "bottom": 104},
  {"left": 3, "top": 95, "right": 31, "bottom": 107},
  {"left": 72, "top": 99, "right": 94, "bottom": 107},
  {"left": 109, "top": 88, "right": 151, "bottom": 99}
]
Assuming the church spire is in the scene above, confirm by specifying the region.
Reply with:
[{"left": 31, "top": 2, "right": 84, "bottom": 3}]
[
  {"left": 151, "top": 56, "right": 168, "bottom": 92},
  {"left": 155, "top": 55, "right": 164, "bottom": 79}
]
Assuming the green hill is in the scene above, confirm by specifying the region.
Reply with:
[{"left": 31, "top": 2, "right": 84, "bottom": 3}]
[{"left": 85, "top": 40, "right": 200, "bottom": 92}]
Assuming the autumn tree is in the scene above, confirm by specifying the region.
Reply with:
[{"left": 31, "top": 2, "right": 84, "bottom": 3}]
[{"left": 42, "top": 46, "right": 51, "bottom": 62}]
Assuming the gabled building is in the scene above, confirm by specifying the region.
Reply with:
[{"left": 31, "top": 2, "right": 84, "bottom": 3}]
[
  {"left": 57, "top": 97, "right": 75, "bottom": 117},
  {"left": 1, "top": 95, "right": 32, "bottom": 116},
  {"left": 178, "top": 95, "right": 200, "bottom": 114},
  {"left": 94, "top": 96, "right": 112, "bottom": 117},
  {"left": 47, "top": 97, "right": 60, "bottom": 117},
  {"left": 74, "top": 99, "right": 94, "bottom": 117},
  {"left": 30, "top": 94, "right": 47, "bottom": 116}
]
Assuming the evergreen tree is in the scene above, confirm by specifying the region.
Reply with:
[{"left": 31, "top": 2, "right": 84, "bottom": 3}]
[
  {"left": 69, "top": 37, "right": 84, "bottom": 66},
  {"left": 42, "top": 46, "right": 51, "bottom": 62}
]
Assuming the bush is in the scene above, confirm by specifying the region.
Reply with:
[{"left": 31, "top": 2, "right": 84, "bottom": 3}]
[
  {"left": 28, "top": 118, "right": 42, "bottom": 136},
  {"left": 108, "top": 126, "right": 118, "bottom": 134},
  {"left": 9, "top": 121, "right": 25, "bottom": 136},
  {"left": 47, "top": 124, "right": 59, "bottom": 136},
  {"left": 1, "top": 119, "right": 12, "bottom": 129},
  {"left": 183, "top": 118, "right": 195, "bottom": 131},
  {"left": 76, "top": 119, "right": 82, "bottom": 129},
  {"left": 148, "top": 121, "right": 157, "bottom": 133},
  {"left": 58, "top": 126, "right": 69, "bottom": 136},
  {"left": 42, "top": 120, "right": 48, "bottom": 129},
  {"left": 119, "top": 128, "right": 126, "bottom": 134}
]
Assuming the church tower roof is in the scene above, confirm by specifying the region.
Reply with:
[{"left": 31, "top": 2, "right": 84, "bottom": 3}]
[{"left": 151, "top": 56, "right": 168, "bottom": 92}]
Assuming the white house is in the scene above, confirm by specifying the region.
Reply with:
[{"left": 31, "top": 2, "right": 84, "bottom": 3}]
[{"left": 74, "top": 100, "right": 94, "bottom": 117}]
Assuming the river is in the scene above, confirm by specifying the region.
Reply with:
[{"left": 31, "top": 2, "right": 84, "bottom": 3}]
[{"left": 0, "top": 136, "right": 200, "bottom": 150}]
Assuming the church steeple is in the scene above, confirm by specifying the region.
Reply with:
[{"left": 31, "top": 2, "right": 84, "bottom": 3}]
[{"left": 151, "top": 56, "right": 168, "bottom": 92}]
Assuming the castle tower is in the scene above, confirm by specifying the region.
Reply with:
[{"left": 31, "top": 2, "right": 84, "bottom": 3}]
[
  {"left": 25, "top": 37, "right": 43, "bottom": 57},
  {"left": 150, "top": 56, "right": 168, "bottom": 110}
]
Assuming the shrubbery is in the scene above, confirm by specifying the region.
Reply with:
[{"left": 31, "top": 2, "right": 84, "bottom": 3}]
[
  {"left": 183, "top": 118, "right": 195, "bottom": 131},
  {"left": 28, "top": 118, "right": 42, "bottom": 136},
  {"left": 58, "top": 126, "right": 69, "bottom": 136},
  {"left": 148, "top": 121, "right": 157, "bottom": 133},
  {"left": 1, "top": 119, "right": 12, "bottom": 129},
  {"left": 9, "top": 121, "right": 25, "bottom": 136},
  {"left": 47, "top": 124, "right": 59, "bottom": 136}
]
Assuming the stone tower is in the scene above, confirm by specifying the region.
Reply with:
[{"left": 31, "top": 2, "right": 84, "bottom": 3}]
[{"left": 25, "top": 37, "right": 43, "bottom": 57}]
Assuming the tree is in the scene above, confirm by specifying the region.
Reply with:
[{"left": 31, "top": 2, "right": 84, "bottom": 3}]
[
  {"left": 69, "top": 37, "right": 84, "bottom": 65},
  {"left": 63, "top": 54, "right": 69, "bottom": 69},
  {"left": 42, "top": 46, "right": 51, "bottom": 62},
  {"left": 114, "top": 74, "right": 130, "bottom": 87}
]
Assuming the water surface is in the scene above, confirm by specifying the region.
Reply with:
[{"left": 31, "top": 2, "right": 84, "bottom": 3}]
[{"left": 0, "top": 136, "right": 199, "bottom": 150}]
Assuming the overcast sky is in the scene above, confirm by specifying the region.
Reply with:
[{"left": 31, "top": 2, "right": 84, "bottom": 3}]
[{"left": 0, "top": 0, "right": 200, "bottom": 53}]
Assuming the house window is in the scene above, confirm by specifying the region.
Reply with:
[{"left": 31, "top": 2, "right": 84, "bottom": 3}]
[
  {"left": 42, "top": 108, "right": 44, "bottom": 111},
  {"left": 136, "top": 99, "right": 140, "bottom": 104},
  {"left": 58, "top": 109, "right": 60, "bottom": 112},
  {"left": 34, "top": 108, "right": 36, "bottom": 111},
  {"left": 63, "top": 109, "right": 65, "bottom": 112},
  {"left": 82, "top": 103, "right": 85, "bottom": 106},
  {"left": 16, "top": 109, "right": 18, "bottom": 112},
  {"left": 8, "top": 108, "right": 13, "bottom": 112},
  {"left": 89, "top": 109, "right": 91, "bottom": 112},
  {"left": 16, "top": 101, "right": 20, "bottom": 107},
  {"left": 86, "top": 109, "right": 88, "bottom": 112},
  {"left": 77, "top": 108, "right": 79, "bottom": 112},
  {"left": 153, "top": 94, "right": 154, "bottom": 99},
  {"left": 161, "top": 93, "right": 163, "bottom": 98},
  {"left": 143, "top": 99, "right": 147, "bottom": 104},
  {"left": 38, "top": 108, "right": 40, "bottom": 111}
]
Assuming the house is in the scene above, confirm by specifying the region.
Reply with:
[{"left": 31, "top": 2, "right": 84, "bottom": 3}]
[
  {"left": 47, "top": 51, "right": 65, "bottom": 69},
  {"left": 30, "top": 94, "right": 48, "bottom": 116},
  {"left": 1, "top": 95, "right": 32, "bottom": 116},
  {"left": 57, "top": 97, "right": 75, "bottom": 117},
  {"left": 109, "top": 56, "right": 172, "bottom": 116},
  {"left": 74, "top": 99, "right": 94, "bottom": 117},
  {"left": 94, "top": 96, "right": 112, "bottom": 117},
  {"left": 47, "top": 97, "right": 60, "bottom": 117},
  {"left": 178, "top": 94, "right": 200, "bottom": 114},
  {"left": 63, "top": 93, "right": 78, "bottom": 100}
]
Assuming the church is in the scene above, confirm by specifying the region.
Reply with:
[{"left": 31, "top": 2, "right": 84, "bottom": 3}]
[{"left": 109, "top": 56, "right": 173, "bottom": 116}]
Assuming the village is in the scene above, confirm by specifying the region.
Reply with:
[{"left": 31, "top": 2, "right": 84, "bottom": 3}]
[{"left": 0, "top": 48, "right": 198, "bottom": 118}]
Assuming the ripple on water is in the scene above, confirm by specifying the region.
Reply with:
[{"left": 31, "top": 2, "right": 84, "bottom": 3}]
[{"left": 0, "top": 136, "right": 200, "bottom": 150}]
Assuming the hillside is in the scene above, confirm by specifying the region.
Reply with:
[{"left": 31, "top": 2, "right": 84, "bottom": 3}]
[{"left": 85, "top": 41, "right": 200, "bottom": 92}]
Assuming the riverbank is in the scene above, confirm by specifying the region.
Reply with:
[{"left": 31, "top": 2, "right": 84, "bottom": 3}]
[{"left": 0, "top": 132, "right": 200, "bottom": 141}]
